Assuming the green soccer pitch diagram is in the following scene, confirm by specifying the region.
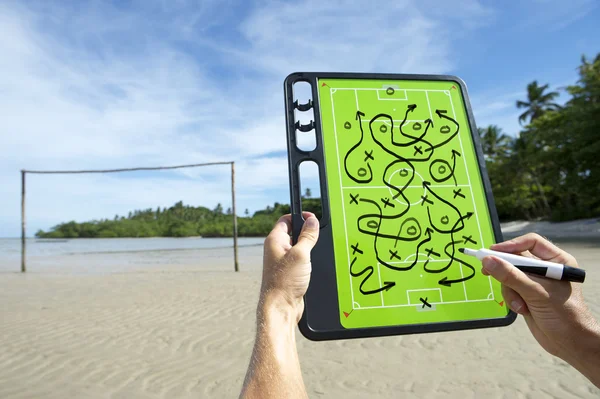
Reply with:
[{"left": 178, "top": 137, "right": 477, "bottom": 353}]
[{"left": 316, "top": 78, "right": 509, "bottom": 330}]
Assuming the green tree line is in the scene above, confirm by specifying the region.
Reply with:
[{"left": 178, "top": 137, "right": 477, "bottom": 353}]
[
  {"left": 478, "top": 54, "right": 600, "bottom": 221},
  {"left": 35, "top": 195, "right": 323, "bottom": 239}
]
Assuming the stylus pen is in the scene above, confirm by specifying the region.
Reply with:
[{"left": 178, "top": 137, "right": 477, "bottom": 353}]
[{"left": 458, "top": 248, "right": 586, "bottom": 283}]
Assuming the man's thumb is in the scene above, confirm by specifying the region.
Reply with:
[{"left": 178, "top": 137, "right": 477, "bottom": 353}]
[{"left": 295, "top": 216, "right": 320, "bottom": 252}]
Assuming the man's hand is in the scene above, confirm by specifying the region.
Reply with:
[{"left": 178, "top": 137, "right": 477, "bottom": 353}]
[
  {"left": 241, "top": 213, "right": 319, "bottom": 399},
  {"left": 482, "top": 233, "right": 600, "bottom": 387},
  {"left": 260, "top": 212, "right": 320, "bottom": 323}
]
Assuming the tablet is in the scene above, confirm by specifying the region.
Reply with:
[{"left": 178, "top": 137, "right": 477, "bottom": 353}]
[{"left": 284, "top": 73, "right": 516, "bottom": 341}]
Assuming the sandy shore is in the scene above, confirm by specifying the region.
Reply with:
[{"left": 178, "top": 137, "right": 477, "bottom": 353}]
[{"left": 1, "top": 242, "right": 600, "bottom": 398}]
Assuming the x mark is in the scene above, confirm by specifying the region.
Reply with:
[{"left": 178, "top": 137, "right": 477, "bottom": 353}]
[
  {"left": 351, "top": 243, "right": 363, "bottom": 255},
  {"left": 350, "top": 193, "right": 359, "bottom": 205},
  {"left": 425, "top": 247, "right": 440, "bottom": 258},
  {"left": 453, "top": 188, "right": 465, "bottom": 199},
  {"left": 364, "top": 150, "right": 374, "bottom": 162},
  {"left": 420, "top": 297, "right": 432, "bottom": 308},
  {"left": 462, "top": 235, "right": 477, "bottom": 245},
  {"left": 421, "top": 195, "right": 434, "bottom": 206},
  {"left": 381, "top": 197, "right": 395, "bottom": 208}
]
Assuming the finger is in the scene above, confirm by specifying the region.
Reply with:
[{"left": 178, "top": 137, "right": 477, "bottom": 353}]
[
  {"left": 272, "top": 213, "right": 314, "bottom": 234},
  {"left": 294, "top": 215, "right": 320, "bottom": 254},
  {"left": 302, "top": 211, "right": 316, "bottom": 220},
  {"left": 482, "top": 255, "right": 544, "bottom": 302},
  {"left": 501, "top": 285, "right": 529, "bottom": 315},
  {"left": 490, "top": 233, "right": 568, "bottom": 263},
  {"left": 265, "top": 215, "right": 293, "bottom": 248},
  {"left": 273, "top": 214, "right": 292, "bottom": 234}
]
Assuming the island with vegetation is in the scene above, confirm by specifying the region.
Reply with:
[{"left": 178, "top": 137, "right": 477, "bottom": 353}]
[
  {"left": 35, "top": 196, "right": 322, "bottom": 238},
  {"left": 36, "top": 55, "right": 599, "bottom": 238}
]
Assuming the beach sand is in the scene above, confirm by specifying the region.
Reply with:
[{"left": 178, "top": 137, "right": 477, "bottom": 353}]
[{"left": 1, "top": 241, "right": 600, "bottom": 398}]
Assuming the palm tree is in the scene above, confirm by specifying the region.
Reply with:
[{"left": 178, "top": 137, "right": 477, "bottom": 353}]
[
  {"left": 516, "top": 81, "right": 561, "bottom": 125},
  {"left": 477, "top": 125, "right": 512, "bottom": 161},
  {"left": 511, "top": 133, "right": 551, "bottom": 217}
]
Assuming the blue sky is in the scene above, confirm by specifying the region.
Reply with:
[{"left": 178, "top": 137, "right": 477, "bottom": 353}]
[{"left": 0, "top": 0, "right": 598, "bottom": 237}]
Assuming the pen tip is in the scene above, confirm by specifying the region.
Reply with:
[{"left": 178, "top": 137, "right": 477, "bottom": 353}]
[{"left": 458, "top": 248, "right": 465, "bottom": 253}]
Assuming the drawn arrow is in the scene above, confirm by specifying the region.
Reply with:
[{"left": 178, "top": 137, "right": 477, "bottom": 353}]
[
  {"left": 425, "top": 110, "right": 460, "bottom": 153},
  {"left": 360, "top": 274, "right": 396, "bottom": 295},
  {"left": 438, "top": 277, "right": 452, "bottom": 287},
  {"left": 343, "top": 309, "right": 354, "bottom": 318},
  {"left": 438, "top": 263, "right": 476, "bottom": 286},
  {"left": 451, "top": 149, "right": 461, "bottom": 161},
  {"left": 450, "top": 149, "right": 462, "bottom": 186},
  {"left": 350, "top": 255, "right": 397, "bottom": 295},
  {"left": 438, "top": 241, "right": 477, "bottom": 286},
  {"left": 393, "top": 110, "right": 434, "bottom": 153}
]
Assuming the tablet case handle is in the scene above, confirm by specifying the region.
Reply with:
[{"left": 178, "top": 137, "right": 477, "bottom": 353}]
[{"left": 284, "top": 73, "right": 331, "bottom": 242}]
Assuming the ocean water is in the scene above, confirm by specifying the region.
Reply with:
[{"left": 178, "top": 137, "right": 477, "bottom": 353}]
[{"left": 0, "top": 237, "right": 265, "bottom": 273}]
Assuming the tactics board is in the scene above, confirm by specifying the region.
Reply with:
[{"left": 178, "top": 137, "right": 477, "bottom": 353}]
[{"left": 284, "top": 73, "right": 515, "bottom": 341}]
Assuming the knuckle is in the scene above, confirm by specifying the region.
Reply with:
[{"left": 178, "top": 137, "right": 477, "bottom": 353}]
[
  {"left": 524, "top": 232, "right": 542, "bottom": 242},
  {"left": 300, "top": 230, "right": 318, "bottom": 243},
  {"left": 264, "top": 234, "right": 275, "bottom": 246},
  {"left": 496, "top": 264, "right": 521, "bottom": 286},
  {"left": 499, "top": 266, "right": 517, "bottom": 284}
]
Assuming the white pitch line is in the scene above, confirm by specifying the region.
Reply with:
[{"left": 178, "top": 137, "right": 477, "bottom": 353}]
[
  {"left": 425, "top": 91, "right": 433, "bottom": 120},
  {"left": 342, "top": 184, "right": 471, "bottom": 189},
  {"left": 330, "top": 88, "right": 355, "bottom": 307},
  {"left": 379, "top": 259, "right": 451, "bottom": 265},
  {"left": 406, "top": 288, "right": 442, "bottom": 305},
  {"left": 335, "top": 88, "right": 449, "bottom": 93},
  {"left": 357, "top": 298, "right": 496, "bottom": 309},
  {"left": 448, "top": 93, "right": 487, "bottom": 283},
  {"left": 449, "top": 93, "right": 492, "bottom": 302},
  {"left": 377, "top": 259, "right": 384, "bottom": 306},
  {"left": 361, "top": 119, "right": 425, "bottom": 123},
  {"left": 376, "top": 89, "right": 408, "bottom": 101},
  {"left": 438, "top": 93, "right": 468, "bottom": 302}
]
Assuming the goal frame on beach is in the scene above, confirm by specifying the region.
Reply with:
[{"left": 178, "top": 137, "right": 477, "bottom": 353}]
[{"left": 19, "top": 162, "right": 239, "bottom": 273}]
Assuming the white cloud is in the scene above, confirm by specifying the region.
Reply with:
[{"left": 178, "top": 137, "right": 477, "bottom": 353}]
[
  {"left": 237, "top": 0, "right": 493, "bottom": 76},
  {"left": 0, "top": 0, "right": 500, "bottom": 236}
]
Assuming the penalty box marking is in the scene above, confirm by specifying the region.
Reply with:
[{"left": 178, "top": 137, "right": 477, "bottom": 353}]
[
  {"left": 407, "top": 288, "right": 443, "bottom": 305},
  {"left": 356, "top": 298, "right": 496, "bottom": 310}
]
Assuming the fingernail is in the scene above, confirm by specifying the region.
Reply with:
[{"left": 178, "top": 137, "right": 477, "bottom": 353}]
[
  {"left": 511, "top": 300, "right": 523, "bottom": 313},
  {"left": 482, "top": 257, "right": 498, "bottom": 272},
  {"left": 305, "top": 217, "right": 318, "bottom": 229}
]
